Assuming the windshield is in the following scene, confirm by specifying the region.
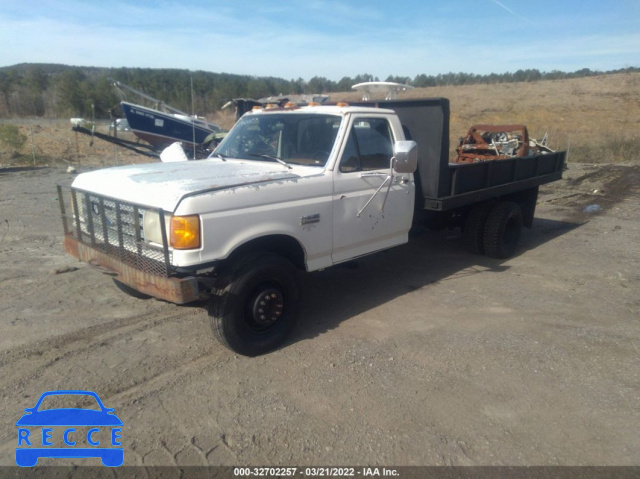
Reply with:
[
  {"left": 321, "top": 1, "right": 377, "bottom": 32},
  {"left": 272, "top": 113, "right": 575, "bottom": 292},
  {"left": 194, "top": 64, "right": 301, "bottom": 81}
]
[{"left": 213, "top": 113, "right": 342, "bottom": 167}]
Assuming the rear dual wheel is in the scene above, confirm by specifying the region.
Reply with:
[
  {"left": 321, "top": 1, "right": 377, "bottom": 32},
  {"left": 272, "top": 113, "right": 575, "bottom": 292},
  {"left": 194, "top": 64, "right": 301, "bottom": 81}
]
[
  {"left": 463, "top": 201, "right": 495, "bottom": 255},
  {"left": 483, "top": 201, "right": 523, "bottom": 259},
  {"left": 464, "top": 200, "right": 523, "bottom": 259}
]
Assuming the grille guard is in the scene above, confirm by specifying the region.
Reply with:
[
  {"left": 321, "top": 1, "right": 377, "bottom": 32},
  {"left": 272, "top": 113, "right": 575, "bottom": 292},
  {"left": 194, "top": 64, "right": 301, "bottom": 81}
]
[
  {"left": 57, "top": 185, "right": 200, "bottom": 304},
  {"left": 58, "top": 185, "right": 171, "bottom": 276}
]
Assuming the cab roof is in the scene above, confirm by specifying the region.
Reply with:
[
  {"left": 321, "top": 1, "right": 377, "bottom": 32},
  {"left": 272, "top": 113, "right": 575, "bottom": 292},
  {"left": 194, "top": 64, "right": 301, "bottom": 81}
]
[{"left": 246, "top": 104, "right": 396, "bottom": 116}]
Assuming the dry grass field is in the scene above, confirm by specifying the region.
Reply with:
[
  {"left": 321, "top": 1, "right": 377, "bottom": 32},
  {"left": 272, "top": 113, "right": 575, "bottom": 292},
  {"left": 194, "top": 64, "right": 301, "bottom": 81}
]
[
  {"left": 0, "top": 120, "right": 147, "bottom": 168},
  {"left": 336, "top": 72, "right": 640, "bottom": 163},
  {"left": 1, "top": 72, "right": 638, "bottom": 167}
]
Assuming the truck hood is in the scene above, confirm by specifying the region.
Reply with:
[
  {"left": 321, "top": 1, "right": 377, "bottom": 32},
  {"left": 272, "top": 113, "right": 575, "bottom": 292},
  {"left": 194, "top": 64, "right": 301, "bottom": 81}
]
[{"left": 72, "top": 159, "right": 301, "bottom": 212}]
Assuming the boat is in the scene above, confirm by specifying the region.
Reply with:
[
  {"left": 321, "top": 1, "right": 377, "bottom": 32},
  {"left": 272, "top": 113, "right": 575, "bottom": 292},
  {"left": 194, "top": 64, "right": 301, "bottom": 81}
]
[
  {"left": 112, "top": 79, "right": 223, "bottom": 150},
  {"left": 120, "top": 101, "right": 222, "bottom": 149},
  {"left": 352, "top": 81, "right": 414, "bottom": 101}
]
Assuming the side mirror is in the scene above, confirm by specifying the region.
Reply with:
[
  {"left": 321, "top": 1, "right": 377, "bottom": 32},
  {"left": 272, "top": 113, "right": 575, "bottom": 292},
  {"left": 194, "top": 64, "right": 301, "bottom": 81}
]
[{"left": 392, "top": 140, "right": 418, "bottom": 174}]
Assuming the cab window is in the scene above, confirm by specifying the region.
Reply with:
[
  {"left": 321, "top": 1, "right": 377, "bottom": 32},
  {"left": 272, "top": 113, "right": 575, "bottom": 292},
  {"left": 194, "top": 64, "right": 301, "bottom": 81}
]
[{"left": 339, "top": 118, "right": 394, "bottom": 172}]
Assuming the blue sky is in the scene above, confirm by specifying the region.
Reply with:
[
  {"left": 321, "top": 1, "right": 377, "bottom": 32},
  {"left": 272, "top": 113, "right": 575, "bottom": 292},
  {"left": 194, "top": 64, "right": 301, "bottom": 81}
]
[{"left": 1, "top": 0, "right": 638, "bottom": 80}]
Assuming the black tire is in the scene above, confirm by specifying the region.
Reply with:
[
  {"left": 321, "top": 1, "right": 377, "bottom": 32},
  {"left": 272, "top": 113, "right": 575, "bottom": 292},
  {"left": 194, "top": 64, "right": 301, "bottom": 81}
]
[
  {"left": 209, "top": 253, "right": 300, "bottom": 356},
  {"left": 463, "top": 201, "right": 495, "bottom": 255},
  {"left": 483, "top": 201, "right": 523, "bottom": 259},
  {"left": 112, "top": 278, "right": 152, "bottom": 300}
]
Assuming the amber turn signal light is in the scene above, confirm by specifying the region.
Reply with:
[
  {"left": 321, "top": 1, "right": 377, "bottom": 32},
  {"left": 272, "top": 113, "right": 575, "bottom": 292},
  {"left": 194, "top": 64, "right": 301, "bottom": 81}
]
[{"left": 170, "top": 215, "right": 201, "bottom": 249}]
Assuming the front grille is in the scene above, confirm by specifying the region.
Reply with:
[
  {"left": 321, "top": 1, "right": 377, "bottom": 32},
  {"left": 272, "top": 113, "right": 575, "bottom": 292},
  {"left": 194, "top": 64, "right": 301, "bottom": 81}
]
[{"left": 58, "top": 185, "right": 171, "bottom": 277}]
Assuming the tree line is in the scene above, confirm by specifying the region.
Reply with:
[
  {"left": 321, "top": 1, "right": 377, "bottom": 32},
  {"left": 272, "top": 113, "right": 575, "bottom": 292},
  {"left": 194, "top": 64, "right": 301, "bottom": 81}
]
[{"left": 0, "top": 63, "right": 637, "bottom": 119}]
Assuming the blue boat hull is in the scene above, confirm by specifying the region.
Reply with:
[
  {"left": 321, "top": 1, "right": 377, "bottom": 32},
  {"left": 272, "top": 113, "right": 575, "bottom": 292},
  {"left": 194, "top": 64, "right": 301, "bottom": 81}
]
[{"left": 121, "top": 102, "right": 216, "bottom": 148}]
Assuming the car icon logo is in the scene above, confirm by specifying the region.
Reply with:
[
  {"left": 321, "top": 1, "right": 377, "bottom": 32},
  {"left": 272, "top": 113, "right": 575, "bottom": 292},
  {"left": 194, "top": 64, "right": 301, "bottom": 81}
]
[{"left": 16, "top": 390, "right": 123, "bottom": 467}]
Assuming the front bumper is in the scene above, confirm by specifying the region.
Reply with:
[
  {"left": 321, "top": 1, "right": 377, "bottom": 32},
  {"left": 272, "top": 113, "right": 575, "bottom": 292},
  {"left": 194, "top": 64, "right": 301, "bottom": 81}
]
[{"left": 64, "top": 234, "right": 200, "bottom": 304}]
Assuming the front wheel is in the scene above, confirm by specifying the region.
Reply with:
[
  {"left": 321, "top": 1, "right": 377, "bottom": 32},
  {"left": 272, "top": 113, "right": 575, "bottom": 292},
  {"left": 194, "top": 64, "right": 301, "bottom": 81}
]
[{"left": 209, "top": 253, "right": 300, "bottom": 356}]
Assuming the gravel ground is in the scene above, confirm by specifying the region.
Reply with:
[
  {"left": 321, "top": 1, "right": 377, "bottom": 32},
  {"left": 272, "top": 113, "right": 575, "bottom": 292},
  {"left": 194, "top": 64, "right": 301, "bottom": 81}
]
[{"left": 0, "top": 162, "right": 638, "bottom": 467}]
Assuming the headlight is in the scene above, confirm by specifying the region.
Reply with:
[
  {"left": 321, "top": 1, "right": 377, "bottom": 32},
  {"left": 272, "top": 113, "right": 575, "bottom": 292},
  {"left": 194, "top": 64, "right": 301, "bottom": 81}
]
[
  {"left": 142, "top": 210, "right": 170, "bottom": 245},
  {"left": 170, "top": 215, "right": 201, "bottom": 250}
]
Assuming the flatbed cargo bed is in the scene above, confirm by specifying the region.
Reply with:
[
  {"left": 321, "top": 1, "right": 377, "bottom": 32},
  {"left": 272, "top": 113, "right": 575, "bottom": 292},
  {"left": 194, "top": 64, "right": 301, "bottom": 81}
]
[
  {"left": 355, "top": 98, "right": 566, "bottom": 212},
  {"left": 425, "top": 151, "right": 565, "bottom": 211}
]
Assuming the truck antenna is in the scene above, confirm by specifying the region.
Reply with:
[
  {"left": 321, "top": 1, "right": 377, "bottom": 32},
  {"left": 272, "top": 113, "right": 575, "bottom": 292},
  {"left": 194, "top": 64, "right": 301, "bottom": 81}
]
[{"left": 191, "top": 76, "right": 196, "bottom": 160}]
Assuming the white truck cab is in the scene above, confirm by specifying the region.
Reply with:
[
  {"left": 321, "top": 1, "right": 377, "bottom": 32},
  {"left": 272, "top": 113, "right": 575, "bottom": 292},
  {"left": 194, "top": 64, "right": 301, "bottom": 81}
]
[{"left": 61, "top": 103, "right": 418, "bottom": 355}]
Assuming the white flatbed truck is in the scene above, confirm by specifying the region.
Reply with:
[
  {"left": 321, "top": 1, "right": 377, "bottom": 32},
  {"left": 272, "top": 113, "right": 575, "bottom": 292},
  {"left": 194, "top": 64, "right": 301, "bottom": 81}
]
[{"left": 59, "top": 98, "right": 565, "bottom": 355}]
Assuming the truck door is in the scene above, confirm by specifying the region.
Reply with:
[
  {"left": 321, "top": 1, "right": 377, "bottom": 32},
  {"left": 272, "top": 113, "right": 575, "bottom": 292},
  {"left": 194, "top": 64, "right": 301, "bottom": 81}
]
[{"left": 332, "top": 116, "right": 415, "bottom": 264}]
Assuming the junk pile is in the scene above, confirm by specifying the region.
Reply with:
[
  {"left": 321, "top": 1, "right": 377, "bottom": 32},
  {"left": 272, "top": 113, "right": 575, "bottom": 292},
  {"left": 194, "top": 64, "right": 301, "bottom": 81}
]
[{"left": 454, "top": 124, "right": 554, "bottom": 164}]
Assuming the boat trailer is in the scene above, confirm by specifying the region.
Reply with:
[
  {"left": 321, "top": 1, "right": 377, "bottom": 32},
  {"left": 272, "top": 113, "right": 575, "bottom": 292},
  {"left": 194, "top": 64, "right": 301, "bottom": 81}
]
[{"left": 72, "top": 124, "right": 160, "bottom": 159}]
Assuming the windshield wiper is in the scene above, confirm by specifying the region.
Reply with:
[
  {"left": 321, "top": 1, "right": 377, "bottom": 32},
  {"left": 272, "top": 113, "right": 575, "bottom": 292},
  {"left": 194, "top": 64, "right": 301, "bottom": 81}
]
[
  {"left": 209, "top": 151, "right": 227, "bottom": 161},
  {"left": 248, "top": 153, "right": 292, "bottom": 169}
]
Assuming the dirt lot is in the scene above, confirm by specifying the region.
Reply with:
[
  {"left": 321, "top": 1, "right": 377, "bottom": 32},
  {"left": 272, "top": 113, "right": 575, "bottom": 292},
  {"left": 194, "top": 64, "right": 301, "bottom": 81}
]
[{"left": 0, "top": 156, "right": 638, "bottom": 468}]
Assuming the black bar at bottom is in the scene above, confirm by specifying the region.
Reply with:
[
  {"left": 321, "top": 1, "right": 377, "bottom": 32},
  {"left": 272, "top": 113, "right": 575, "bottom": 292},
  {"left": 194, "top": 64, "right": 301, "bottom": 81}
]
[{"left": 0, "top": 466, "right": 639, "bottom": 479}]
